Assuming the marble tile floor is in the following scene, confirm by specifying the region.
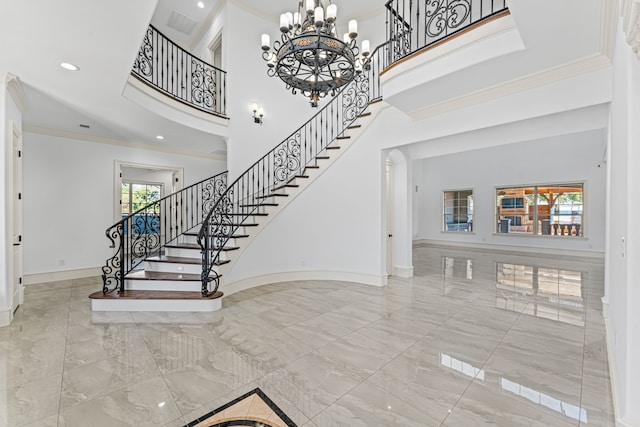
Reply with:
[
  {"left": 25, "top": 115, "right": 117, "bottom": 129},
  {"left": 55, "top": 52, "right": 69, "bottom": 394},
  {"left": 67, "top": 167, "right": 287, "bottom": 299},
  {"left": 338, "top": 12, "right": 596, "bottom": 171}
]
[{"left": 0, "top": 244, "right": 614, "bottom": 426}]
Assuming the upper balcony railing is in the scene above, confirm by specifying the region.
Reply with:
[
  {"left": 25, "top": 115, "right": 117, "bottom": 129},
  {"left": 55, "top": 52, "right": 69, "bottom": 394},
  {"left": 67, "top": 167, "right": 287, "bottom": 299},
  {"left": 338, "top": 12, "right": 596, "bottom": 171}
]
[
  {"left": 385, "top": 0, "right": 508, "bottom": 65},
  {"left": 132, "top": 25, "right": 227, "bottom": 118}
]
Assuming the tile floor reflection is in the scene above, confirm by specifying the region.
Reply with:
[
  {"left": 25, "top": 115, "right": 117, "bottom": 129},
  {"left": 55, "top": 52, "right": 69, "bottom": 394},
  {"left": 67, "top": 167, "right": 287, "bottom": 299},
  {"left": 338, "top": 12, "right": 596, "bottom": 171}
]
[{"left": 0, "top": 245, "right": 614, "bottom": 426}]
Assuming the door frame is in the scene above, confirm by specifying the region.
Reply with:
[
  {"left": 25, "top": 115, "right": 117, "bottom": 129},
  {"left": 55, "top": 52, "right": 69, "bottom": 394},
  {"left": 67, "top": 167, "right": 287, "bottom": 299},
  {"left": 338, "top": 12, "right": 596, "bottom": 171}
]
[
  {"left": 113, "top": 161, "right": 184, "bottom": 223},
  {"left": 385, "top": 149, "right": 413, "bottom": 278},
  {"left": 10, "top": 121, "right": 24, "bottom": 313}
]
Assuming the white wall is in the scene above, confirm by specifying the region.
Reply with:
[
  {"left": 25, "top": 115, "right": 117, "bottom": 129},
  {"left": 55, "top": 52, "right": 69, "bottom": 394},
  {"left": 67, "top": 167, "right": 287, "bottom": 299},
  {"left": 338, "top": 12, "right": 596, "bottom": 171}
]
[
  {"left": 225, "top": 113, "right": 387, "bottom": 286},
  {"left": 22, "top": 132, "right": 225, "bottom": 277},
  {"left": 194, "top": 3, "right": 317, "bottom": 180},
  {"left": 0, "top": 75, "right": 8, "bottom": 323},
  {"left": 606, "top": 12, "right": 640, "bottom": 426},
  {"left": 414, "top": 130, "right": 607, "bottom": 254}
]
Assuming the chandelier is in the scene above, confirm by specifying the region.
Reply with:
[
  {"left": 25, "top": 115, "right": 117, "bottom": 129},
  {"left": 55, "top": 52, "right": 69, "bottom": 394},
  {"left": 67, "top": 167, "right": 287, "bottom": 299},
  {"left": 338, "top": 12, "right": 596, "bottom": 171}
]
[{"left": 261, "top": 0, "right": 370, "bottom": 107}]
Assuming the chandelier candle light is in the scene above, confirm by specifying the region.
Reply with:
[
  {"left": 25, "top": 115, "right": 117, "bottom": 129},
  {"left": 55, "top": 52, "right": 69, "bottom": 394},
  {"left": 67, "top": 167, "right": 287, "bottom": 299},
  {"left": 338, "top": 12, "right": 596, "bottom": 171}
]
[{"left": 261, "top": 0, "right": 370, "bottom": 107}]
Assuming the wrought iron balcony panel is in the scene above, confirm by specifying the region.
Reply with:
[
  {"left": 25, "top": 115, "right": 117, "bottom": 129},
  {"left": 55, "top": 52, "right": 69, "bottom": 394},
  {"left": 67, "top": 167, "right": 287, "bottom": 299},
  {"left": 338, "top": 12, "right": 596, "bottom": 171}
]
[
  {"left": 131, "top": 25, "right": 227, "bottom": 118},
  {"left": 386, "top": 0, "right": 508, "bottom": 65}
]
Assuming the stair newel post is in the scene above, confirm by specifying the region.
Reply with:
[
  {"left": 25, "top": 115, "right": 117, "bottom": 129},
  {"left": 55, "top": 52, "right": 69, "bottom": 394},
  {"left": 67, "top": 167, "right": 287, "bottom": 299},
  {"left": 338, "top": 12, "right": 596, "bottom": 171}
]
[
  {"left": 159, "top": 198, "right": 164, "bottom": 254},
  {"left": 201, "top": 218, "right": 210, "bottom": 297},
  {"left": 119, "top": 220, "right": 126, "bottom": 294}
]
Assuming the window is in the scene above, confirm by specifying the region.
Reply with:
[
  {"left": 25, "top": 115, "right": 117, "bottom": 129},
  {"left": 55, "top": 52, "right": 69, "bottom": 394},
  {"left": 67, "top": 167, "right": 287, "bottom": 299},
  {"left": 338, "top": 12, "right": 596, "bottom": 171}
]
[
  {"left": 496, "top": 184, "right": 583, "bottom": 236},
  {"left": 443, "top": 190, "right": 473, "bottom": 232},
  {"left": 121, "top": 182, "right": 162, "bottom": 215}
]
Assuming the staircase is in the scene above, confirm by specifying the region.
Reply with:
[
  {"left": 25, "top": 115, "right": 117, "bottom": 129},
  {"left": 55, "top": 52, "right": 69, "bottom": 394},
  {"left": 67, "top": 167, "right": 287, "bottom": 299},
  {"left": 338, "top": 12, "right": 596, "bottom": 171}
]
[{"left": 91, "top": 43, "right": 387, "bottom": 312}]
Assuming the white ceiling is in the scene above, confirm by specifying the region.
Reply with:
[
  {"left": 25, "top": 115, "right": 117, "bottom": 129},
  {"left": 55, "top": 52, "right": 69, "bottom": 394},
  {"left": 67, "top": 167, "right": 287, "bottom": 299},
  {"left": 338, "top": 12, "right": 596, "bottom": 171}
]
[
  {"left": 0, "top": 0, "right": 382, "bottom": 157},
  {"left": 0, "top": 0, "right": 607, "bottom": 157}
]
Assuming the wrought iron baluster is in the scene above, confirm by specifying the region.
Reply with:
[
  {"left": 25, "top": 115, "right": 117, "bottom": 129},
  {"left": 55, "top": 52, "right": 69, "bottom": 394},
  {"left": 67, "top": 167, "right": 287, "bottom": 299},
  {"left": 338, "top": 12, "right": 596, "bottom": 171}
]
[
  {"left": 387, "top": 0, "right": 503, "bottom": 63},
  {"left": 130, "top": 25, "right": 227, "bottom": 117},
  {"left": 101, "top": 172, "right": 227, "bottom": 295}
]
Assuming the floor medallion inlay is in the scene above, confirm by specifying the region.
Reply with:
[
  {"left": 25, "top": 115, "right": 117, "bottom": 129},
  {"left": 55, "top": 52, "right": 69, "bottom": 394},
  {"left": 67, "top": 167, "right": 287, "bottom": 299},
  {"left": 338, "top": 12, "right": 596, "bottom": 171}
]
[{"left": 184, "top": 388, "right": 298, "bottom": 427}]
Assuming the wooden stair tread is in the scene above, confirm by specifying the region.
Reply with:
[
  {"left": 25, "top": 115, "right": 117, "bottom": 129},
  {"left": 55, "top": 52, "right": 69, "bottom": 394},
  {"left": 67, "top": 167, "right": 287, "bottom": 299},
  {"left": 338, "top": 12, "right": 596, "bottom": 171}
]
[
  {"left": 316, "top": 156, "right": 330, "bottom": 160},
  {"left": 295, "top": 175, "right": 310, "bottom": 179},
  {"left": 90, "top": 290, "right": 223, "bottom": 300},
  {"left": 326, "top": 146, "right": 341, "bottom": 150},
  {"left": 240, "top": 203, "right": 278, "bottom": 207},
  {"left": 347, "top": 124, "right": 362, "bottom": 129},
  {"left": 147, "top": 256, "right": 200, "bottom": 265},
  {"left": 257, "top": 193, "right": 288, "bottom": 199},
  {"left": 197, "top": 222, "right": 259, "bottom": 227},
  {"left": 126, "top": 270, "right": 203, "bottom": 281},
  {"left": 358, "top": 112, "right": 372, "bottom": 118},
  {"left": 273, "top": 183, "right": 299, "bottom": 191},
  {"left": 146, "top": 256, "right": 230, "bottom": 266},
  {"left": 304, "top": 165, "right": 320, "bottom": 169},
  {"left": 165, "top": 243, "right": 240, "bottom": 251},
  {"left": 183, "top": 232, "right": 250, "bottom": 238},
  {"left": 337, "top": 136, "right": 351, "bottom": 140},
  {"left": 226, "top": 212, "right": 269, "bottom": 216}
]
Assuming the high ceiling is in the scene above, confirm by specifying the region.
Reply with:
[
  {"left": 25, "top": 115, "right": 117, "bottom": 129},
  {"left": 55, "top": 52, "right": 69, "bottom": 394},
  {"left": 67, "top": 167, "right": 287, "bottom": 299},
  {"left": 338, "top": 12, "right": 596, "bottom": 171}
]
[{"left": 0, "top": 0, "right": 382, "bottom": 158}]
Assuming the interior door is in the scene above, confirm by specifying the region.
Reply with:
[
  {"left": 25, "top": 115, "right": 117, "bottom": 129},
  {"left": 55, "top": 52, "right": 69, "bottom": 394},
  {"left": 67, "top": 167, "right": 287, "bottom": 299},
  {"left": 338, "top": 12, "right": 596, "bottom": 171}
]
[
  {"left": 11, "top": 123, "right": 23, "bottom": 312},
  {"left": 386, "top": 161, "right": 393, "bottom": 276}
]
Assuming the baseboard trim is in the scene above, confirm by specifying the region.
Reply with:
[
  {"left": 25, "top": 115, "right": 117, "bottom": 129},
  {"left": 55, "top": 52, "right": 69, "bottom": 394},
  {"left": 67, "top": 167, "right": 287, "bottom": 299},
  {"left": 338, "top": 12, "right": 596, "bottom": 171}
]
[
  {"left": 413, "top": 239, "right": 605, "bottom": 259},
  {"left": 0, "top": 307, "right": 12, "bottom": 327},
  {"left": 24, "top": 267, "right": 102, "bottom": 285},
  {"left": 223, "top": 270, "right": 388, "bottom": 297},
  {"left": 392, "top": 265, "right": 414, "bottom": 278},
  {"left": 604, "top": 312, "right": 627, "bottom": 427}
]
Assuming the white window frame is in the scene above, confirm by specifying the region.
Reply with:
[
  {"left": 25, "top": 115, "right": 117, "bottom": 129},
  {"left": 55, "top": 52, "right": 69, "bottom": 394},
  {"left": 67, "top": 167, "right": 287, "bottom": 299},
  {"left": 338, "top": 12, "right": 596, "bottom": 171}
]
[
  {"left": 494, "top": 182, "right": 584, "bottom": 237},
  {"left": 442, "top": 189, "right": 474, "bottom": 233},
  {"left": 121, "top": 181, "right": 164, "bottom": 216}
]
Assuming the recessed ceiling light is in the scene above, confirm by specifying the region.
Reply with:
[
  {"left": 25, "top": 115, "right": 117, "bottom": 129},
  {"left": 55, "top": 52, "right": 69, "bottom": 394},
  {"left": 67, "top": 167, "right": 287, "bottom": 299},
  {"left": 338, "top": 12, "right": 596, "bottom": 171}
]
[
  {"left": 156, "top": 135, "right": 165, "bottom": 140},
  {"left": 197, "top": 1, "right": 205, "bottom": 8},
  {"left": 60, "top": 62, "right": 80, "bottom": 71}
]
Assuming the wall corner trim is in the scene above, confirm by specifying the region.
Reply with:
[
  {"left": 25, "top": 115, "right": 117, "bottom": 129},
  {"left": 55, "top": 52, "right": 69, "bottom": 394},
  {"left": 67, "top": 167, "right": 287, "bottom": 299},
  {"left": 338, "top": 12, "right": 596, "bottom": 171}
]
[
  {"left": 0, "top": 307, "right": 13, "bottom": 327},
  {"left": 5, "top": 73, "right": 29, "bottom": 113},
  {"left": 392, "top": 265, "right": 414, "bottom": 278}
]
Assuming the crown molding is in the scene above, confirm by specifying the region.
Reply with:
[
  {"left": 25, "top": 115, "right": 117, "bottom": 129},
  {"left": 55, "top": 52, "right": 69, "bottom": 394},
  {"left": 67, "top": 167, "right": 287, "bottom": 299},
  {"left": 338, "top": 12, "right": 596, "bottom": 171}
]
[
  {"left": 23, "top": 125, "right": 227, "bottom": 161},
  {"left": 4, "top": 73, "right": 29, "bottom": 113},
  {"left": 621, "top": 0, "right": 640, "bottom": 58},
  {"left": 600, "top": 0, "right": 618, "bottom": 59},
  {"left": 409, "top": 53, "right": 612, "bottom": 121}
]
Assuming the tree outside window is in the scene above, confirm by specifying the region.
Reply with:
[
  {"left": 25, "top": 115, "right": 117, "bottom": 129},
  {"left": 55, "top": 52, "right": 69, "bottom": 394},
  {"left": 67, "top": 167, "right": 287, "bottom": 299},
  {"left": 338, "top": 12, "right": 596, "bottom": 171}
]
[
  {"left": 496, "top": 184, "right": 583, "bottom": 236},
  {"left": 121, "top": 182, "right": 162, "bottom": 215}
]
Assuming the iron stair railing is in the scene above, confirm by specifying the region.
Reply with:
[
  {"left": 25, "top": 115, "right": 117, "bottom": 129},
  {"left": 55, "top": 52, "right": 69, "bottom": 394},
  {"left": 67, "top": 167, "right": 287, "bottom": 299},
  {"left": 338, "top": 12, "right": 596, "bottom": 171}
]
[
  {"left": 132, "top": 25, "right": 227, "bottom": 118},
  {"left": 385, "top": 0, "right": 509, "bottom": 64},
  {"left": 197, "top": 43, "right": 389, "bottom": 296},
  {"left": 101, "top": 171, "right": 228, "bottom": 295}
]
